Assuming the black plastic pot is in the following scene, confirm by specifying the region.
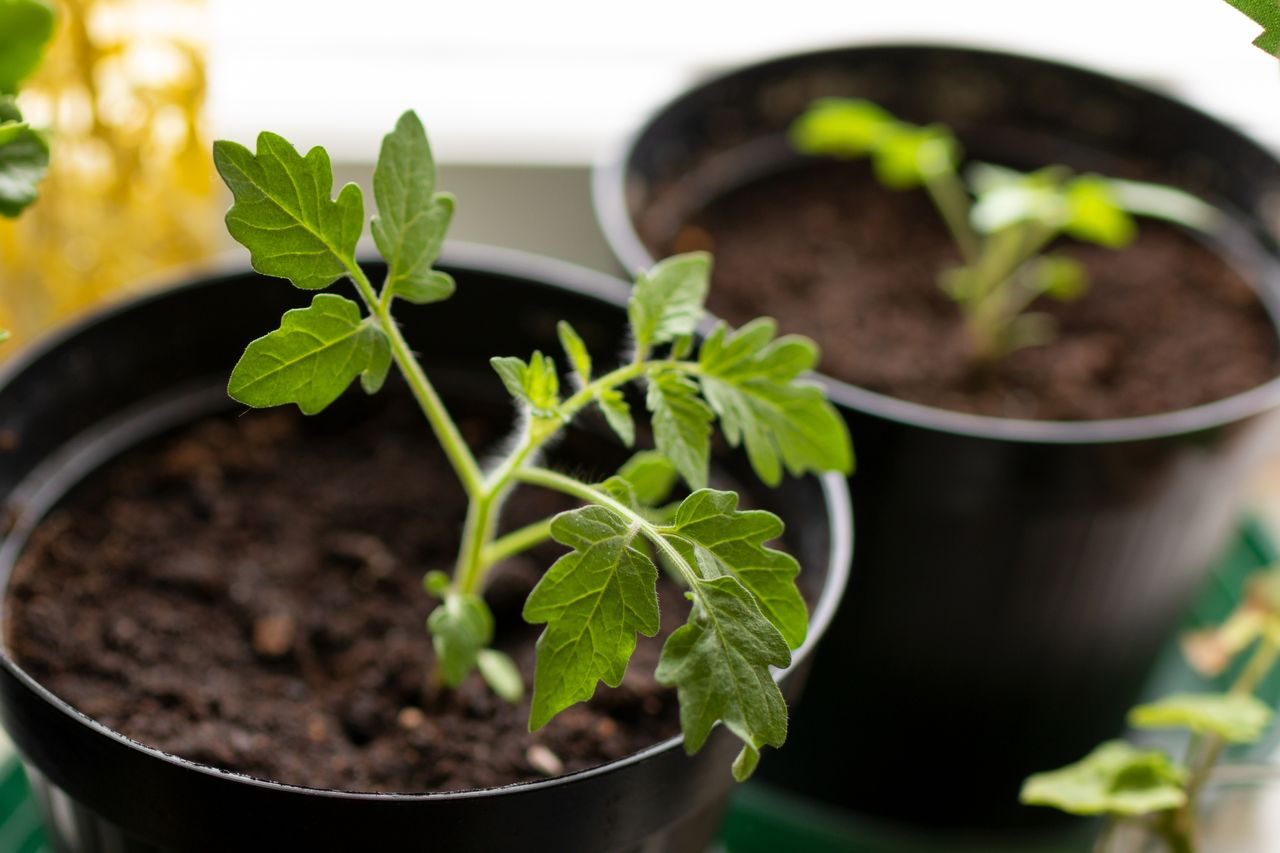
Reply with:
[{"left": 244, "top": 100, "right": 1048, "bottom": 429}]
[
  {"left": 593, "top": 44, "right": 1280, "bottom": 829},
  {"left": 0, "top": 245, "right": 852, "bottom": 853}
]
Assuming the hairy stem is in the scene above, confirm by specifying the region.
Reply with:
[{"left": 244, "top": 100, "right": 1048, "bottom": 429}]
[
  {"left": 922, "top": 170, "right": 981, "bottom": 264},
  {"left": 343, "top": 260, "right": 485, "bottom": 496},
  {"left": 452, "top": 357, "right": 690, "bottom": 596}
]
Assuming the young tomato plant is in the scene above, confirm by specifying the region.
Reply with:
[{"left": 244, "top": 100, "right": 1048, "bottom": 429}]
[
  {"left": 789, "top": 98, "right": 1216, "bottom": 365},
  {"left": 212, "top": 110, "right": 853, "bottom": 779},
  {"left": 1020, "top": 564, "right": 1280, "bottom": 850}
]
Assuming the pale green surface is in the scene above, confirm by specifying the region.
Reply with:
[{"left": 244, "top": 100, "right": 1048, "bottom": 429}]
[
  {"left": 1021, "top": 741, "right": 1188, "bottom": 817},
  {"left": 1132, "top": 692, "right": 1274, "bottom": 743}
]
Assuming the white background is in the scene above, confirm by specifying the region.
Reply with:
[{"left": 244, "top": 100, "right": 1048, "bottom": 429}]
[{"left": 208, "top": 0, "right": 1280, "bottom": 164}]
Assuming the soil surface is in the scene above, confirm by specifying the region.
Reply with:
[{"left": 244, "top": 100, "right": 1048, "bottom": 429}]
[
  {"left": 6, "top": 394, "right": 689, "bottom": 793},
  {"left": 655, "top": 160, "right": 1279, "bottom": 420}
]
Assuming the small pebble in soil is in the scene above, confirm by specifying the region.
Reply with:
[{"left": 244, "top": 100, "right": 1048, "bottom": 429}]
[
  {"left": 306, "top": 715, "right": 328, "bottom": 743},
  {"left": 526, "top": 743, "right": 564, "bottom": 777},
  {"left": 397, "top": 706, "right": 426, "bottom": 730},
  {"left": 252, "top": 613, "right": 296, "bottom": 658}
]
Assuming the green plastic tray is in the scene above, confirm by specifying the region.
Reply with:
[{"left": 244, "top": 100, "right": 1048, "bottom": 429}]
[{"left": 0, "top": 521, "right": 1274, "bottom": 853}]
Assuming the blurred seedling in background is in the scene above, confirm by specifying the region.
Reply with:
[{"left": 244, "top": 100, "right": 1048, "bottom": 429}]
[
  {"left": 1020, "top": 564, "right": 1280, "bottom": 851},
  {"left": 790, "top": 98, "right": 1217, "bottom": 366},
  {"left": 213, "top": 110, "right": 853, "bottom": 780}
]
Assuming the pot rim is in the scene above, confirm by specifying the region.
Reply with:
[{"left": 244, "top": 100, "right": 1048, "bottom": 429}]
[
  {"left": 592, "top": 41, "right": 1280, "bottom": 445},
  {"left": 0, "top": 242, "right": 854, "bottom": 802}
]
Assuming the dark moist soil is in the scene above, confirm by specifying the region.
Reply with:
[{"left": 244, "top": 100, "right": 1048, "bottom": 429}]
[
  {"left": 5, "top": 395, "right": 688, "bottom": 793},
  {"left": 656, "top": 159, "right": 1279, "bottom": 420}
]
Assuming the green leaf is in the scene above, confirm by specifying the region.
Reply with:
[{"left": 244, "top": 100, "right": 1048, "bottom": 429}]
[
  {"left": 662, "top": 489, "right": 807, "bottom": 649},
  {"left": 1064, "top": 175, "right": 1136, "bottom": 248},
  {"left": 788, "top": 98, "right": 896, "bottom": 158},
  {"left": 359, "top": 325, "right": 392, "bottom": 394},
  {"left": 596, "top": 388, "right": 635, "bottom": 447},
  {"left": 427, "top": 592, "right": 494, "bottom": 687},
  {"left": 213, "top": 133, "right": 364, "bottom": 290},
  {"left": 477, "top": 649, "right": 524, "bottom": 703},
  {"left": 491, "top": 351, "right": 560, "bottom": 417},
  {"left": 646, "top": 370, "right": 713, "bottom": 490},
  {"left": 0, "top": 109, "right": 47, "bottom": 217},
  {"left": 1027, "top": 255, "right": 1088, "bottom": 302},
  {"left": 423, "top": 570, "right": 450, "bottom": 597},
  {"left": 616, "top": 451, "right": 679, "bottom": 507},
  {"left": 872, "top": 125, "right": 957, "bottom": 189},
  {"left": 228, "top": 294, "right": 387, "bottom": 415},
  {"left": 1020, "top": 741, "right": 1187, "bottom": 817},
  {"left": 523, "top": 505, "right": 661, "bottom": 729},
  {"left": 628, "top": 253, "right": 711, "bottom": 351},
  {"left": 0, "top": 0, "right": 56, "bottom": 94},
  {"left": 0, "top": 119, "right": 27, "bottom": 146},
  {"left": 656, "top": 574, "right": 791, "bottom": 781},
  {"left": 1224, "top": 0, "right": 1280, "bottom": 54},
  {"left": 1130, "top": 692, "right": 1273, "bottom": 743},
  {"left": 371, "top": 111, "right": 456, "bottom": 305},
  {"left": 557, "top": 320, "right": 592, "bottom": 382},
  {"left": 968, "top": 164, "right": 1069, "bottom": 234},
  {"left": 0, "top": 329, "right": 9, "bottom": 343},
  {"left": 698, "top": 319, "right": 853, "bottom": 486},
  {"left": 390, "top": 268, "right": 456, "bottom": 306}
]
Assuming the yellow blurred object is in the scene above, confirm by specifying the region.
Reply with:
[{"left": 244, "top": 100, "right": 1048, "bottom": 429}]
[{"left": 0, "top": 0, "right": 216, "bottom": 352}]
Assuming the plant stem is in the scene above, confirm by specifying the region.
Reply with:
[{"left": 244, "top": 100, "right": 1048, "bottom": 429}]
[
  {"left": 922, "top": 170, "right": 981, "bottom": 264},
  {"left": 452, "top": 356, "right": 683, "bottom": 596},
  {"left": 962, "top": 222, "right": 1058, "bottom": 363},
  {"left": 343, "top": 260, "right": 485, "bottom": 497},
  {"left": 1174, "top": 631, "right": 1280, "bottom": 848},
  {"left": 482, "top": 517, "right": 555, "bottom": 568}
]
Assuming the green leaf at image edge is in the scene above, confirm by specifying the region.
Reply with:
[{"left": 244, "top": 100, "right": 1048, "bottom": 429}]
[
  {"left": 0, "top": 117, "right": 47, "bottom": 217},
  {"left": 0, "top": 0, "right": 56, "bottom": 94},
  {"left": 1223, "top": 0, "right": 1280, "bottom": 54}
]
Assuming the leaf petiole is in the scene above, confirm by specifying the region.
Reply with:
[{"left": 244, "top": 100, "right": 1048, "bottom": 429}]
[{"left": 515, "top": 465, "right": 700, "bottom": 589}]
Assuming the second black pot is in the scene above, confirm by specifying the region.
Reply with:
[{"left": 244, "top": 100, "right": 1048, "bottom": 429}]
[
  {"left": 594, "top": 44, "right": 1280, "bottom": 829},
  {"left": 0, "top": 246, "right": 852, "bottom": 852}
]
